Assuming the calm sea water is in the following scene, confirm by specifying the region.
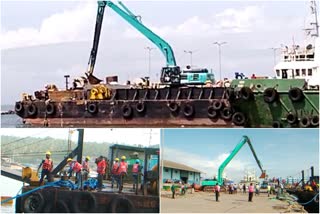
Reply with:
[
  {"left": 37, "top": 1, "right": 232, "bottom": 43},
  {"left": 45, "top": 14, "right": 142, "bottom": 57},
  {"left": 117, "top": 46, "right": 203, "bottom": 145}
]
[
  {"left": 1, "top": 105, "right": 25, "bottom": 128},
  {"left": 0, "top": 177, "right": 23, "bottom": 213}
]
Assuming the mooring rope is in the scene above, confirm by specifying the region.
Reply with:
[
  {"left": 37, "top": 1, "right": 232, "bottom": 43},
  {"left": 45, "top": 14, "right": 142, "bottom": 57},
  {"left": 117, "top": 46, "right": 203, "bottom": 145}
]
[{"left": 298, "top": 193, "right": 319, "bottom": 205}]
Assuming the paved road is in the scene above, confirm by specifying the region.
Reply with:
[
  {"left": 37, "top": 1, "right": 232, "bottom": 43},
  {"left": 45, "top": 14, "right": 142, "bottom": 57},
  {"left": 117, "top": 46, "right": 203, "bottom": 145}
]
[{"left": 161, "top": 191, "right": 291, "bottom": 213}]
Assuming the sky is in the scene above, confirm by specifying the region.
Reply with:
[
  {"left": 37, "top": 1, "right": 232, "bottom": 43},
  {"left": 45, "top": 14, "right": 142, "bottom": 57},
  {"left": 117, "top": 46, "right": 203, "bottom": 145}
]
[
  {"left": 162, "top": 129, "right": 319, "bottom": 182},
  {"left": 0, "top": 128, "right": 160, "bottom": 146},
  {"left": 1, "top": 0, "right": 318, "bottom": 104}
]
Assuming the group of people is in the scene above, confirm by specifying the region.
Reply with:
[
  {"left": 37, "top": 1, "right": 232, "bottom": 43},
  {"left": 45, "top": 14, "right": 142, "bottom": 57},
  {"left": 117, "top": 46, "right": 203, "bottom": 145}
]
[
  {"left": 38, "top": 151, "right": 142, "bottom": 193},
  {"left": 111, "top": 156, "right": 142, "bottom": 193}
]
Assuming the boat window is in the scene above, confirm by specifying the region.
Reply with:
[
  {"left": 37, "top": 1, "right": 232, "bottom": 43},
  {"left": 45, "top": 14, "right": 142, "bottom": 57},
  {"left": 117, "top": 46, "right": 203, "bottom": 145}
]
[
  {"left": 281, "top": 69, "right": 288, "bottom": 79},
  {"left": 295, "top": 69, "right": 300, "bottom": 76},
  {"left": 306, "top": 54, "right": 314, "bottom": 59},
  {"left": 276, "top": 70, "right": 280, "bottom": 76},
  {"left": 308, "top": 69, "right": 312, "bottom": 76},
  {"left": 302, "top": 69, "right": 306, "bottom": 76},
  {"left": 300, "top": 55, "right": 305, "bottom": 59}
]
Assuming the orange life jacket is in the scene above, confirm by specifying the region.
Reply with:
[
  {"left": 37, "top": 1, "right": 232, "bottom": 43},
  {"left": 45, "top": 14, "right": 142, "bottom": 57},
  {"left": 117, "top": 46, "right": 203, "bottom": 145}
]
[
  {"left": 112, "top": 162, "right": 119, "bottom": 174},
  {"left": 43, "top": 159, "right": 53, "bottom": 171},
  {"left": 82, "top": 161, "right": 89, "bottom": 171},
  {"left": 97, "top": 160, "right": 106, "bottom": 175},
  {"left": 118, "top": 161, "right": 128, "bottom": 173},
  {"left": 73, "top": 161, "right": 82, "bottom": 173},
  {"left": 132, "top": 163, "right": 139, "bottom": 173}
]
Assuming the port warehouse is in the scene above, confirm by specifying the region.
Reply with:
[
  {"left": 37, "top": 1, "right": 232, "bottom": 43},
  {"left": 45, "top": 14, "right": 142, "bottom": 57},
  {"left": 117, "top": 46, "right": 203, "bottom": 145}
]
[{"left": 162, "top": 160, "right": 201, "bottom": 185}]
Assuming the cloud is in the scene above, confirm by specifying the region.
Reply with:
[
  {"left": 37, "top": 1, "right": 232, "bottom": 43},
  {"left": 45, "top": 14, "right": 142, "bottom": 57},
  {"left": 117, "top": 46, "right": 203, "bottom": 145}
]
[{"left": 1, "top": 1, "right": 105, "bottom": 49}]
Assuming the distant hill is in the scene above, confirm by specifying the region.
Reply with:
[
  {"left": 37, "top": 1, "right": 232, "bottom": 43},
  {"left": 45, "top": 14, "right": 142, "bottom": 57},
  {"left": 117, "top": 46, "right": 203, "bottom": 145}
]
[{"left": 1, "top": 135, "right": 112, "bottom": 167}]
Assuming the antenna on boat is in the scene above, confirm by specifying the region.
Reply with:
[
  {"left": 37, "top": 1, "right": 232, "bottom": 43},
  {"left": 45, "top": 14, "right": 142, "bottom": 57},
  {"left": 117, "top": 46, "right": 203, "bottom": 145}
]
[{"left": 305, "top": 0, "right": 319, "bottom": 38}]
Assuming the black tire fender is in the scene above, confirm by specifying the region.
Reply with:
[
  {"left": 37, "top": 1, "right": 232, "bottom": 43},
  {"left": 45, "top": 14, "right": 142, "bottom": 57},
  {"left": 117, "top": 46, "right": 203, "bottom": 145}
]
[
  {"left": 220, "top": 107, "right": 233, "bottom": 121},
  {"left": 168, "top": 102, "right": 179, "bottom": 113},
  {"left": 212, "top": 100, "right": 224, "bottom": 110},
  {"left": 88, "top": 103, "right": 98, "bottom": 114},
  {"left": 71, "top": 191, "right": 97, "bottom": 213},
  {"left": 27, "top": 104, "right": 37, "bottom": 117},
  {"left": 310, "top": 115, "right": 319, "bottom": 127},
  {"left": 272, "top": 121, "right": 282, "bottom": 128},
  {"left": 183, "top": 103, "right": 194, "bottom": 118},
  {"left": 46, "top": 103, "right": 55, "bottom": 115},
  {"left": 23, "top": 192, "right": 45, "bottom": 213},
  {"left": 288, "top": 87, "right": 304, "bottom": 102},
  {"left": 240, "top": 87, "right": 254, "bottom": 101},
  {"left": 207, "top": 106, "right": 218, "bottom": 119},
  {"left": 263, "top": 88, "right": 278, "bottom": 103},
  {"left": 136, "top": 102, "right": 146, "bottom": 113},
  {"left": 109, "top": 196, "right": 135, "bottom": 213},
  {"left": 299, "top": 116, "right": 310, "bottom": 128},
  {"left": 226, "top": 88, "right": 235, "bottom": 101},
  {"left": 232, "top": 112, "right": 246, "bottom": 126},
  {"left": 15, "top": 102, "right": 24, "bottom": 113},
  {"left": 122, "top": 104, "right": 133, "bottom": 119},
  {"left": 44, "top": 200, "right": 70, "bottom": 213},
  {"left": 286, "top": 112, "right": 298, "bottom": 124}
]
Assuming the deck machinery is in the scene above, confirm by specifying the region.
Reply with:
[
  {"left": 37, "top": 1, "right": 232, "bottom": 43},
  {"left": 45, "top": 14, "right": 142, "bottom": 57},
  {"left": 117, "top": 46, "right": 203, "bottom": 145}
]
[{"left": 14, "top": 1, "right": 319, "bottom": 128}]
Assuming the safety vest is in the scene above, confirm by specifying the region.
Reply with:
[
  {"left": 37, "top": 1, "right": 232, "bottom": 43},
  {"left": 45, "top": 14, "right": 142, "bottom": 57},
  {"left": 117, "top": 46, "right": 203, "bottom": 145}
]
[
  {"left": 82, "top": 161, "right": 89, "bottom": 171},
  {"left": 118, "top": 161, "right": 128, "bottom": 173},
  {"left": 97, "top": 160, "right": 106, "bottom": 175},
  {"left": 112, "top": 162, "right": 119, "bottom": 174},
  {"left": 249, "top": 185, "right": 254, "bottom": 193},
  {"left": 43, "top": 159, "right": 53, "bottom": 171},
  {"left": 73, "top": 162, "right": 82, "bottom": 173},
  {"left": 132, "top": 163, "right": 139, "bottom": 173}
]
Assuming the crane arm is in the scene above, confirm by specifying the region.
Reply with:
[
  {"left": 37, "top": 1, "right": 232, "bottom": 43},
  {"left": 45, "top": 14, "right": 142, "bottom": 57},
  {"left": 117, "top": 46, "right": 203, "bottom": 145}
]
[
  {"left": 105, "top": 1, "right": 177, "bottom": 66},
  {"left": 217, "top": 135, "right": 265, "bottom": 184}
]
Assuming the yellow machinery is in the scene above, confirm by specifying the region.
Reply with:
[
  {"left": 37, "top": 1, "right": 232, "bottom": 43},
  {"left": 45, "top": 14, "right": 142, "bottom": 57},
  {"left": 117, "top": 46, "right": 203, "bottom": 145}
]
[
  {"left": 89, "top": 84, "right": 112, "bottom": 100},
  {"left": 22, "top": 167, "right": 39, "bottom": 186}
]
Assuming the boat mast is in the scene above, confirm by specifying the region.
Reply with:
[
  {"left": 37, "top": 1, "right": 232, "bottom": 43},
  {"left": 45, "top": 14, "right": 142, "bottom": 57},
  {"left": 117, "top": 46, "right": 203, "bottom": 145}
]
[{"left": 309, "top": 0, "right": 319, "bottom": 38}]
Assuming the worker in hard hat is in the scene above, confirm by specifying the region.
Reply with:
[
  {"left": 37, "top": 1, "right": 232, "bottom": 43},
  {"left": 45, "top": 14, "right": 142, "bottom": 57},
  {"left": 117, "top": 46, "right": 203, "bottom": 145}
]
[
  {"left": 37, "top": 151, "right": 54, "bottom": 185},
  {"left": 111, "top": 158, "right": 120, "bottom": 188},
  {"left": 132, "top": 159, "right": 142, "bottom": 194},
  {"left": 117, "top": 156, "right": 128, "bottom": 193},
  {"left": 96, "top": 156, "right": 106, "bottom": 191},
  {"left": 67, "top": 158, "right": 83, "bottom": 190},
  {"left": 82, "top": 156, "right": 90, "bottom": 181}
]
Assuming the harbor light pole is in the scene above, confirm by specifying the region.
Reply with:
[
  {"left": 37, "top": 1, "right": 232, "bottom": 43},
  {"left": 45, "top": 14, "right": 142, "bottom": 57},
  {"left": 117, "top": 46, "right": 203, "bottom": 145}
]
[
  {"left": 184, "top": 50, "right": 197, "bottom": 67},
  {"left": 213, "top": 42, "right": 227, "bottom": 81},
  {"left": 145, "top": 47, "right": 155, "bottom": 79}
]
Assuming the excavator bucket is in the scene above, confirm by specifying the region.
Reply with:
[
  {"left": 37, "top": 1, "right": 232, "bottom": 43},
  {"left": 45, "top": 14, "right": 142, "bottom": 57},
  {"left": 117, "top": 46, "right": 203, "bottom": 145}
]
[
  {"left": 87, "top": 74, "right": 102, "bottom": 85},
  {"left": 259, "top": 170, "right": 266, "bottom": 179}
]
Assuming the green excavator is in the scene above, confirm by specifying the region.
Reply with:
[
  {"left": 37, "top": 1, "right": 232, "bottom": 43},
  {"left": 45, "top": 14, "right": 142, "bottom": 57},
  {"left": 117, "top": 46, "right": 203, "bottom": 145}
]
[
  {"left": 85, "top": 1, "right": 214, "bottom": 86},
  {"left": 201, "top": 135, "right": 267, "bottom": 191}
]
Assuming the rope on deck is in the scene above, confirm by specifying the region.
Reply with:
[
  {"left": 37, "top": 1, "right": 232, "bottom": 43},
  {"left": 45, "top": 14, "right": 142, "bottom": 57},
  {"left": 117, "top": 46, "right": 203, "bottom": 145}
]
[{"left": 0, "top": 180, "right": 78, "bottom": 204}]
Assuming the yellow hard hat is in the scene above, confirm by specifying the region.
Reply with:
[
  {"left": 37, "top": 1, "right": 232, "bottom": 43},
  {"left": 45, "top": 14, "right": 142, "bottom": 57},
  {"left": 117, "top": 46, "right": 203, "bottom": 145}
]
[
  {"left": 115, "top": 158, "right": 119, "bottom": 161},
  {"left": 121, "top": 156, "right": 126, "bottom": 160},
  {"left": 86, "top": 156, "right": 90, "bottom": 160},
  {"left": 67, "top": 158, "right": 72, "bottom": 162},
  {"left": 46, "top": 151, "right": 51, "bottom": 155}
]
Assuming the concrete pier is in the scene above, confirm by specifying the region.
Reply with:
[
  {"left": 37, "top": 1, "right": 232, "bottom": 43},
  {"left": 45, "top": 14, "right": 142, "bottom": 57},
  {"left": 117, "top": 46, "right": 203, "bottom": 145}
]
[{"left": 161, "top": 191, "right": 304, "bottom": 213}]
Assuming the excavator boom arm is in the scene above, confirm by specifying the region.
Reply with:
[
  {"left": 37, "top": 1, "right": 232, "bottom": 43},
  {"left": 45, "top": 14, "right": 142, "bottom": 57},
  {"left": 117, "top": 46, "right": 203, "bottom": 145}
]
[
  {"left": 105, "top": 1, "right": 177, "bottom": 66},
  {"left": 217, "top": 136, "right": 265, "bottom": 184}
]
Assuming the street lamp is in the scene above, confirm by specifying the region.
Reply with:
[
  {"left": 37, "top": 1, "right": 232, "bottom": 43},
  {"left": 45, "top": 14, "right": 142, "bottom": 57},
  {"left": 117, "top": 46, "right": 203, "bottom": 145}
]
[
  {"left": 184, "top": 50, "right": 197, "bottom": 67},
  {"left": 213, "top": 42, "right": 227, "bottom": 81},
  {"left": 145, "top": 47, "right": 155, "bottom": 79}
]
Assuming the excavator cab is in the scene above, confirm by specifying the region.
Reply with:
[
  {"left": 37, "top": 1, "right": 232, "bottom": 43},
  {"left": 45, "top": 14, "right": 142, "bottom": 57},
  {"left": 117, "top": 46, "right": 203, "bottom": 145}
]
[{"left": 160, "top": 66, "right": 181, "bottom": 85}]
